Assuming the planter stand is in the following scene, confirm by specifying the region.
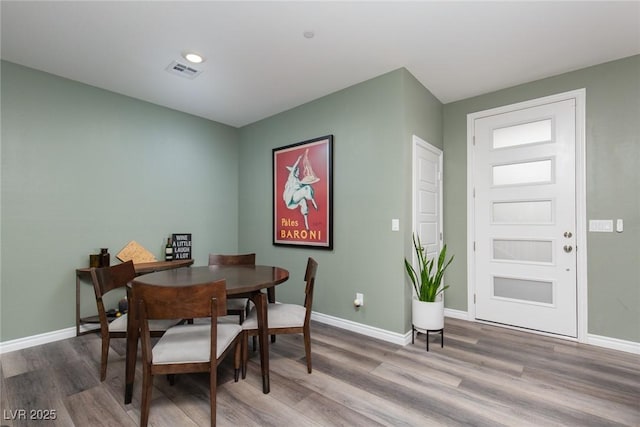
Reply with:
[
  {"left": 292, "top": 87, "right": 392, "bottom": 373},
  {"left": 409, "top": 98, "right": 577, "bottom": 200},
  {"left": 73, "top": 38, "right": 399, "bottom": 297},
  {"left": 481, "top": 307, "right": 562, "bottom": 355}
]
[
  {"left": 411, "top": 298, "right": 444, "bottom": 351},
  {"left": 412, "top": 326, "right": 444, "bottom": 351}
]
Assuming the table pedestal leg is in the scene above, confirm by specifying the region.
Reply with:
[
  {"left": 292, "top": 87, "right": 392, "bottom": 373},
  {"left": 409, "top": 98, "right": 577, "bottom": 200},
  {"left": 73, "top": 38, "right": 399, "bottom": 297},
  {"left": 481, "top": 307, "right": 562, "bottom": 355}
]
[{"left": 251, "top": 292, "right": 269, "bottom": 393}]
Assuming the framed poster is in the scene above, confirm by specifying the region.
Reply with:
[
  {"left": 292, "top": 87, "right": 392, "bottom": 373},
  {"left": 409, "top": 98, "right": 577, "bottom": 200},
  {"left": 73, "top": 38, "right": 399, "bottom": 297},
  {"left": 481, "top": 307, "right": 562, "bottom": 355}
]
[{"left": 273, "top": 135, "right": 333, "bottom": 249}]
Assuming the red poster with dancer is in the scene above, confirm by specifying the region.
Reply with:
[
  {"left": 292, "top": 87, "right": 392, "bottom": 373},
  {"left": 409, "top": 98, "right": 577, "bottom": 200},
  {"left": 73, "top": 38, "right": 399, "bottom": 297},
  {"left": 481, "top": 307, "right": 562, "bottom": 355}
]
[{"left": 273, "top": 135, "right": 333, "bottom": 249}]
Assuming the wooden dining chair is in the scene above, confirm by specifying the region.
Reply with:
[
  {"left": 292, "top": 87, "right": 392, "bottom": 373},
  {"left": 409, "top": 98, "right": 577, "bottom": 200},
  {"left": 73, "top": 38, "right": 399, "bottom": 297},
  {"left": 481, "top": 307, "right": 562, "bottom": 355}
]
[
  {"left": 89, "top": 260, "right": 178, "bottom": 381},
  {"left": 133, "top": 279, "right": 242, "bottom": 427},
  {"left": 241, "top": 257, "right": 318, "bottom": 377},
  {"left": 208, "top": 253, "right": 256, "bottom": 323}
]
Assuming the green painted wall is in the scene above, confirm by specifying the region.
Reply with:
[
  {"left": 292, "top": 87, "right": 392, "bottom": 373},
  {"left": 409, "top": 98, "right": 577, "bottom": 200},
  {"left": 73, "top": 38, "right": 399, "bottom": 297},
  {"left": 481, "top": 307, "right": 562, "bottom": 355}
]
[
  {"left": 3, "top": 54, "right": 636, "bottom": 345},
  {"left": 238, "top": 69, "right": 442, "bottom": 334},
  {"left": 443, "top": 55, "right": 640, "bottom": 342},
  {"left": 0, "top": 61, "right": 240, "bottom": 341}
]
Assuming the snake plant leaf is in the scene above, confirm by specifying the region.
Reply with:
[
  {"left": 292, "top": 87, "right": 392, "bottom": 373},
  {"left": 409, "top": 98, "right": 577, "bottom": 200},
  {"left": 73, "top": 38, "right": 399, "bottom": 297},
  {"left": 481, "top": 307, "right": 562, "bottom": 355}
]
[{"left": 404, "top": 233, "right": 454, "bottom": 302}]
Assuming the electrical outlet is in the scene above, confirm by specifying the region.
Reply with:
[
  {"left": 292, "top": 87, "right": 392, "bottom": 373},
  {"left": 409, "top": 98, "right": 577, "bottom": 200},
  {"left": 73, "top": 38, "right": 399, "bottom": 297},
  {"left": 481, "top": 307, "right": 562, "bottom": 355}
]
[{"left": 355, "top": 293, "right": 364, "bottom": 307}]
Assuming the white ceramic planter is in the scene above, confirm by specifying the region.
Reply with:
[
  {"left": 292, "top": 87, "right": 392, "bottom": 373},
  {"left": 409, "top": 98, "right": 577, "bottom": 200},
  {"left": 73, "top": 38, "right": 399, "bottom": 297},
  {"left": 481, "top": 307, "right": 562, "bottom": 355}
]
[{"left": 412, "top": 296, "right": 444, "bottom": 332}]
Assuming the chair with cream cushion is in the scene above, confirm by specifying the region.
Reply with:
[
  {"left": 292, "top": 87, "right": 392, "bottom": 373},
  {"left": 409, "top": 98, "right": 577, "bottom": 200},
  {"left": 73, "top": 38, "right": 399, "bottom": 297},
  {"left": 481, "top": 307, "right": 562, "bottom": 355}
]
[
  {"left": 89, "top": 260, "right": 178, "bottom": 381},
  {"left": 133, "top": 279, "right": 242, "bottom": 427},
  {"left": 241, "top": 257, "right": 318, "bottom": 376}
]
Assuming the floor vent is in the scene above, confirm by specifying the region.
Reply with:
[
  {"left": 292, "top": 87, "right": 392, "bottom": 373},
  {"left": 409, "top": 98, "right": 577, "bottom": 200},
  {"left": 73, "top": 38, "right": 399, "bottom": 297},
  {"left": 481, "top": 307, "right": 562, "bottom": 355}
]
[{"left": 165, "top": 60, "right": 202, "bottom": 79}]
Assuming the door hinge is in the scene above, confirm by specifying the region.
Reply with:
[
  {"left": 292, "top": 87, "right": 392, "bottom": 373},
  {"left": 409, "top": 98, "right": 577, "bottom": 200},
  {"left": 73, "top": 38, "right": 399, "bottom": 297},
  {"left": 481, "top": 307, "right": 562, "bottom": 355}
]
[
  {"left": 473, "top": 136, "right": 476, "bottom": 146},
  {"left": 473, "top": 187, "right": 475, "bottom": 198},
  {"left": 440, "top": 232, "right": 443, "bottom": 241},
  {"left": 474, "top": 294, "right": 476, "bottom": 304},
  {"left": 473, "top": 241, "right": 476, "bottom": 251}
]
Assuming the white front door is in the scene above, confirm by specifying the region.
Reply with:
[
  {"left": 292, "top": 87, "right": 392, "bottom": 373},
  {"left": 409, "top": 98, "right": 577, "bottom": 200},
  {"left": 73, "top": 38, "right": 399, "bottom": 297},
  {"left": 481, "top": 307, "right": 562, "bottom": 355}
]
[
  {"left": 413, "top": 136, "right": 442, "bottom": 263},
  {"left": 471, "top": 97, "right": 579, "bottom": 337}
]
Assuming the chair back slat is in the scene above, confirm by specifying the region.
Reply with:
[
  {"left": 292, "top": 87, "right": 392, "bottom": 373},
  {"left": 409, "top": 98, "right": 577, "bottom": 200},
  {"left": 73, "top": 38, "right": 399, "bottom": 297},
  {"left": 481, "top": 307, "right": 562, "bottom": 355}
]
[
  {"left": 92, "top": 260, "right": 136, "bottom": 297},
  {"left": 208, "top": 253, "right": 256, "bottom": 266},
  {"left": 303, "top": 257, "right": 318, "bottom": 316},
  {"left": 132, "top": 280, "right": 227, "bottom": 320}
]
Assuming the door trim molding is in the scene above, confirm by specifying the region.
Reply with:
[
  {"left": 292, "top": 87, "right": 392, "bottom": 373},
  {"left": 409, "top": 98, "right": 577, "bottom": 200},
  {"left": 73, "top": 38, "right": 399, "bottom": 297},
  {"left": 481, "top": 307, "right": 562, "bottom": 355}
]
[{"left": 466, "top": 89, "right": 587, "bottom": 342}]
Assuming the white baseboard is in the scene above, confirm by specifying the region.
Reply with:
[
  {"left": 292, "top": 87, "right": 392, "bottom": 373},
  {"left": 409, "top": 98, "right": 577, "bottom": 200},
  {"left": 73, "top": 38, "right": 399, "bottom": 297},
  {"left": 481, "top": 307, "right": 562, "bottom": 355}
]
[
  {"left": 311, "top": 312, "right": 412, "bottom": 346},
  {"left": 444, "top": 308, "right": 469, "bottom": 320},
  {"left": 587, "top": 333, "right": 640, "bottom": 355},
  {"left": 0, "top": 327, "right": 77, "bottom": 355},
  {"left": 311, "top": 309, "right": 472, "bottom": 346}
]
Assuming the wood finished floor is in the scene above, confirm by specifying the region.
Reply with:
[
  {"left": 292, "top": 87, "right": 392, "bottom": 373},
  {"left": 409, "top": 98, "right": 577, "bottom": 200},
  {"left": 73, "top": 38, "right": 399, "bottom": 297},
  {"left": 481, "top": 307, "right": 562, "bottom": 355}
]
[{"left": 1, "top": 318, "right": 639, "bottom": 426}]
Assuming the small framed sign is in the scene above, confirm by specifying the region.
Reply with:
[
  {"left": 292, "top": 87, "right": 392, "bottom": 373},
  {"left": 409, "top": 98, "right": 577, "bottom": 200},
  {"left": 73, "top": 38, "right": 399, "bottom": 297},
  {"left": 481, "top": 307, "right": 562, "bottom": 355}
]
[
  {"left": 172, "top": 233, "right": 192, "bottom": 260},
  {"left": 273, "top": 135, "right": 333, "bottom": 249}
]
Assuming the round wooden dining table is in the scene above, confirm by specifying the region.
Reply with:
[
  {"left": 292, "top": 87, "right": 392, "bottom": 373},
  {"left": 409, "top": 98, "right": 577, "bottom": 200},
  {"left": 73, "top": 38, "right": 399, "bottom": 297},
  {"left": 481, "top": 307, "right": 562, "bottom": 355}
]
[{"left": 124, "top": 264, "right": 289, "bottom": 404}]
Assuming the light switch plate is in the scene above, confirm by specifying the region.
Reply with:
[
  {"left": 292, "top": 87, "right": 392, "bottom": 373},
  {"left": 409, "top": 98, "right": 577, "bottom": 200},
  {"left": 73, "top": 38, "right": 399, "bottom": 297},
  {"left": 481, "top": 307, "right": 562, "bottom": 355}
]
[{"left": 589, "top": 219, "right": 613, "bottom": 232}]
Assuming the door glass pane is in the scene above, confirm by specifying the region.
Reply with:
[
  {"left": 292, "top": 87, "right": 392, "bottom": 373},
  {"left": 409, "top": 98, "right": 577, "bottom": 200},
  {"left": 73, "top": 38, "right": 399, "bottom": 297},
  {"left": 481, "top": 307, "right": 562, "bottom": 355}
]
[
  {"left": 493, "top": 200, "right": 553, "bottom": 223},
  {"left": 492, "top": 159, "right": 552, "bottom": 186},
  {"left": 493, "top": 240, "right": 552, "bottom": 263},
  {"left": 494, "top": 277, "right": 553, "bottom": 304},
  {"left": 493, "top": 119, "right": 552, "bottom": 149}
]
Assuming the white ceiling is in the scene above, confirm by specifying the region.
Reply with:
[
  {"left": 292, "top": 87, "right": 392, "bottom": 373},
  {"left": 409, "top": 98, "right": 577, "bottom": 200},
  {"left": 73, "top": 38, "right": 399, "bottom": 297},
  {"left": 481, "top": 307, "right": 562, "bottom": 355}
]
[{"left": 2, "top": 1, "right": 639, "bottom": 128}]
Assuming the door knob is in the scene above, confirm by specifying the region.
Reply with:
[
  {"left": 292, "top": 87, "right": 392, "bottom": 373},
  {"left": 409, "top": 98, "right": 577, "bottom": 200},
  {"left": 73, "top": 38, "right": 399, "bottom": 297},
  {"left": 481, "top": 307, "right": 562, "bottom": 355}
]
[
  {"left": 563, "top": 245, "right": 573, "bottom": 253},
  {"left": 564, "top": 231, "right": 573, "bottom": 238}
]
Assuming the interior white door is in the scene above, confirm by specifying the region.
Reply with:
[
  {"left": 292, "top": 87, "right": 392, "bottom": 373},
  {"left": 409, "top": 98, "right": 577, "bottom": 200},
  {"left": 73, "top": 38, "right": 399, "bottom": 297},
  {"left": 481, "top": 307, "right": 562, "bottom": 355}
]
[
  {"left": 413, "top": 136, "right": 442, "bottom": 263},
  {"left": 473, "top": 98, "right": 577, "bottom": 337}
]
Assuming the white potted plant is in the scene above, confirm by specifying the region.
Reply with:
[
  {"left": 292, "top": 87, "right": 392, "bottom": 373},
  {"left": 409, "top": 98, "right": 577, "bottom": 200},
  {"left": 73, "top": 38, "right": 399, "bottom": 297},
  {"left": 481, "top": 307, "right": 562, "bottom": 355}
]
[{"left": 404, "top": 233, "right": 453, "bottom": 333}]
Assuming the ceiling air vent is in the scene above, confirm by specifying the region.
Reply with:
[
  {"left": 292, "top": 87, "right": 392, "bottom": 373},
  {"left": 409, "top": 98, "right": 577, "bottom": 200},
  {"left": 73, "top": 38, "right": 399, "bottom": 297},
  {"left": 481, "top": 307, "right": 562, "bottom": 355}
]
[{"left": 165, "top": 60, "right": 202, "bottom": 79}]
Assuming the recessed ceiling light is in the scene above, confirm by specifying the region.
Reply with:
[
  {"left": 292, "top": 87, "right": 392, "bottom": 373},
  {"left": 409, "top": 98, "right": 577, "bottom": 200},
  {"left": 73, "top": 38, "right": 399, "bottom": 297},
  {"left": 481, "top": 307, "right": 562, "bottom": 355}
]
[
  {"left": 183, "top": 52, "right": 205, "bottom": 64},
  {"left": 303, "top": 31, "right": 315, "bottom": 39}
]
